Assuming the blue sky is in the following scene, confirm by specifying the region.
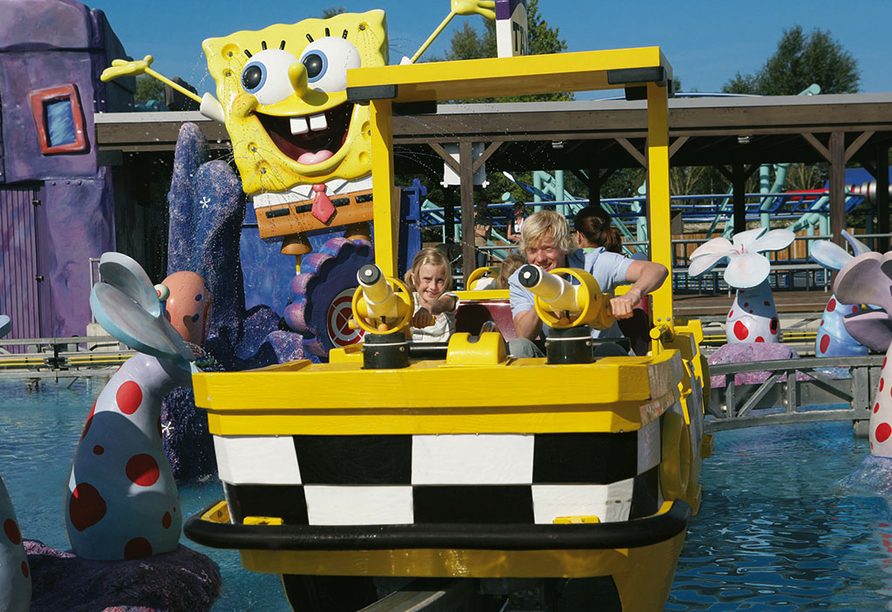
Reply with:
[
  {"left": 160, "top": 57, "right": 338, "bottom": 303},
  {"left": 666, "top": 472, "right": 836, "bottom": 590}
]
[{"left": 93, "top": 0, "right": 891, "bottom": 98}]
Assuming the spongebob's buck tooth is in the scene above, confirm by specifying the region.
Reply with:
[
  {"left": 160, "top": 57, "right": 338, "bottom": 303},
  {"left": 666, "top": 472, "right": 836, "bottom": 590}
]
[
  {"left": 309, "top": 113, "right": 327, "bottom": 131},
  {"left": 290, "top": 116, "right": 309, "bottom": 135}
]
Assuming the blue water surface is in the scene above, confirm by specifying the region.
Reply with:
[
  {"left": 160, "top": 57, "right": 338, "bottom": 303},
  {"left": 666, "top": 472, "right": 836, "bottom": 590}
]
[{"left": 2, "top": 378, "right": 891, "bottom": 611}]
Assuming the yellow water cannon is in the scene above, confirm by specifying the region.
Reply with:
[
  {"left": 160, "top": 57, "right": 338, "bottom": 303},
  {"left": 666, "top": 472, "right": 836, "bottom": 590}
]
[
  {"left": 351, "top": 264, "right": 414, "bottom": 335},
  {"left": 517, "top": 264, "right": 615, "bottom": 330},
  {"left": 351, "top": 264, "right": 415, "bottom": 369}
]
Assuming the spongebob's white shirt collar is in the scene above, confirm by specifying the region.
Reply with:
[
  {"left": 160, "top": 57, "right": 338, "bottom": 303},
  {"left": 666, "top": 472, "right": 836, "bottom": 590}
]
[{"left": 252, "top": 175, "right": 374, "bottom": 209}]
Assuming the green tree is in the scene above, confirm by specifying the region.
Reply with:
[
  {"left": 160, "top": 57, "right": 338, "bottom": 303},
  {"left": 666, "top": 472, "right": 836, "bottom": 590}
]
[
  {"left": 723, "top": 25, "right": 860, "bottom": 95},
  {"left": 441, "top": 0, "right": 573, "bottom": 102},
  {"left": 320, "top": 7, "right": 345, "bottom": 18},
  {"left": 134, "top": 74, "right": 164, "bottom": 104}
]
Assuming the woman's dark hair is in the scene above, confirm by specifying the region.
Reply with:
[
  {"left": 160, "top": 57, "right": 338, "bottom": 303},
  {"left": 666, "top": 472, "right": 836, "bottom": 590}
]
[{"left": 574, "top": 206, "right": 622, "bottom": 253}]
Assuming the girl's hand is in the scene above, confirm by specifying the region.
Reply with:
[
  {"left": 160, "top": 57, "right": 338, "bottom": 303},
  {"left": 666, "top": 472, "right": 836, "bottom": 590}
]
[{"left": 413, "top": 308, "right": 434, "bottom": 328}]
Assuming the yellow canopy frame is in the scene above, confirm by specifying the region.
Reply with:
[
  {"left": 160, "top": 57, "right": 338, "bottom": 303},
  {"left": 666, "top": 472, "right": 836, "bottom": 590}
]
[{"left": 345, "top": 46, "right": 675, "bottom": 333}]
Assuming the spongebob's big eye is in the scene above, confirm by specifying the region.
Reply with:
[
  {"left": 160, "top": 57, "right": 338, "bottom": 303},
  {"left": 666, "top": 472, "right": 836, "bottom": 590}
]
[
  {"left": 299, "top": 37, "right": 360, "bottom": 94},
  {"left": 240, "top": 49, "right": 299, "bottom": 105}
]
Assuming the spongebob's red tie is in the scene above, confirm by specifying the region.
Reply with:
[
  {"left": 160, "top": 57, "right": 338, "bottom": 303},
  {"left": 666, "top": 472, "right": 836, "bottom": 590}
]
[{"left": 311, "top": 183, "right": 335, "bottom": 223}]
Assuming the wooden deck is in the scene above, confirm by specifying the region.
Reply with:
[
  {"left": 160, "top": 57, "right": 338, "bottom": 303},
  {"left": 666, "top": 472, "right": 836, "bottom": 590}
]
[{"left": 674, "top": 289, "right": 830, "bottom": 319}]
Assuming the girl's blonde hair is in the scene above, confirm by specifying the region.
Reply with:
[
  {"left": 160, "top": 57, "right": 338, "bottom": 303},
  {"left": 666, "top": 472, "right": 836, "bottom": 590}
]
[
  {"left": 404, "top": 247, "right": 453, "bottom": 293},
  {"left": 519, "top": 211, "right": 576, "bottom": 255},
  {"left": 496, "top": 252, "right": 527, "bottom": 289}
]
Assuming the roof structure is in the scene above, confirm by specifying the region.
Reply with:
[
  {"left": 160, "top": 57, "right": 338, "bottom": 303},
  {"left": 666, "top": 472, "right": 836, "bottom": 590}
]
[{"left": 95, "top": 91, "right": 892, "bottom": 250}]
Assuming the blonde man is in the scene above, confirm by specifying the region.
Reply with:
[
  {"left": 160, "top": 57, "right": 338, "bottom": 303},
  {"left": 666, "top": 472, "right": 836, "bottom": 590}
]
[{"left": 508, "top": 211, "right": 668, "bottom": 357}]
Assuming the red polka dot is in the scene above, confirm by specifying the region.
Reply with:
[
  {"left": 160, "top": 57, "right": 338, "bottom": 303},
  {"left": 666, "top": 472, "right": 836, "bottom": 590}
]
[
  {"left": 820, "top": 335, "right": 830, "bottom": 354},
  {"left": 81, "top": 401, "right": 97, "bottom": 440},
  {"left": 124, "top": 537, "right": 153, "bottom": 560},
  {"left": 126, "top": 454, "right": 160, "bottom": 487},
  {"left": 821, "top": 320, "right": 825, "bottom": 326},
  {"left": 882, "top": 379, "right": 886, "bottom": 392},
  {"left": 828, "top": 298, "right": 837, "bottom": 312},
  {"left": 4, "top": 519, "right": 21, "bottom": 545},
  {"left": 743, "top": 302, "right": 749, "bottom": 307},
  {"left": 729, "top": 310, "right": 734, "bottom": 318},
  {"left": 116, "top": 381, "right": 143, "bottom": 415},
  {"left": 878, "top": 422, "right": 892, "bottom": 443},
  {"left": 93, "top": 445, "right": 104, "bottom": 455},
  {"left": 764, "top": 301, "right": 770, "bottom": 306},
  {"left": 770, "top": 318, "right": 779, "bottom": 334},
  {"left": 853, "top": 305, "right": 860, "bottom": 314},
  {"left": 162, "top": 512, "right": 172, "bottom": 529},
  {"left": 734, "top": 320, "right": 749, "bottom": 340},
  {"left": 69, "top": 483, "right": 107, "bottom": 532},
  {"left": 756, "top": 336, "right": 765, "bottom": 342},
  {"left": 876, "top": 403, "right": 881, "bottom": 413},
  {"left": 21, "top": 561, "right": 28, "bottom": 578},
  {"left": 749, "top": 310, "right": 754, "bottom": 314}
]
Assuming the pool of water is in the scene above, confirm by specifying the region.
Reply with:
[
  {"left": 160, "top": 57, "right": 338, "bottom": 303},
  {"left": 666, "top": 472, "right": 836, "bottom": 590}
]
[{"left": 2, "top": 378, "right": 890, "bottom": 611}]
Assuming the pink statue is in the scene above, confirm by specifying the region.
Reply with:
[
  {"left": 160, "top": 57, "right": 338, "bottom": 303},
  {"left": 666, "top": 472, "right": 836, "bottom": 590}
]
[
  {"left": 65, "top": 254, "right": 210, "bottom": 560},
  {"left": 834, "top": 250, "right": 892, "bottom": 457},
  {"left": 688, "top": 228, "right": 795, "bottom": 344}
]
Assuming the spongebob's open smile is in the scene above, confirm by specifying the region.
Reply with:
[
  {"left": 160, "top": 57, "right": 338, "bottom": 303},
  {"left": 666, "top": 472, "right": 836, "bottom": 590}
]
[{"left": 255, "top": 102, "right": 353, "bottom": 166}]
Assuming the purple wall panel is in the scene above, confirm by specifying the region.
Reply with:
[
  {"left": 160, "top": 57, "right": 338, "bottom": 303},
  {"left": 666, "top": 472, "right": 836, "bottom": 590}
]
[
  {"left": 41, "top": 169, "right": 114, "bottom": 337},
  {"left": 0, "top": 0, "right": 91, "bottom": 51},
  {"left": 0, "top": 51, "right": 97, "bottom": 183},
  {"left": 0, "top": 186, "right": 40, "bottom": 347}
]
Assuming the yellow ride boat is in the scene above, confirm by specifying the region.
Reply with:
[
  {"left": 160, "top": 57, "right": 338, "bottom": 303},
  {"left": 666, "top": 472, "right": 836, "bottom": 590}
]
[{"left": 185, "top": 45, "right": 712, "bottom": 611}]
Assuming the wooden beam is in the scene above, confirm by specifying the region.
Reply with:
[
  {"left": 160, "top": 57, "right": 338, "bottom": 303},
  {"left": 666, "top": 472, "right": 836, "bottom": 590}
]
[
  {"left": 802, "top": 133, "right": 831, "bottom": 162},
  {"left": 669, "top": 136, "right": 689, "bottom": 159},
  {"left": 428, "top": 143, "right": 460, "bottom": 174},
  {"left": 829, "top": 131, "right": 846, "bottom": 247},
  {"left": 845, "top": 131, "right": 875, "bottom": 163},
  {"left": 472, "top": 141, "right": 502, "bottom": 174},
  {"left": 877, "top": 144, "right": 890, "bottom": 252},
  {"left": 732, "top": 163, "right": 747, "bottom": 234},
  {"left": 616, "top": 137, "right": 647, "bottom": 168}
]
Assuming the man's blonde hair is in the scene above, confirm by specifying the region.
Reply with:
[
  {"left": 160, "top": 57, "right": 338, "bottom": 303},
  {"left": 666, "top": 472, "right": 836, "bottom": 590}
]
[{"left": 519, "top": 211, "right": 576, "bottom": 254}]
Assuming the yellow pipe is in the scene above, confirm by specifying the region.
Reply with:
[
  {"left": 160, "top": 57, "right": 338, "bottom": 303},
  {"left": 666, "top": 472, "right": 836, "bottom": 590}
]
[{"left": 410, "top": 11, "right": 457, "bottom": 64}]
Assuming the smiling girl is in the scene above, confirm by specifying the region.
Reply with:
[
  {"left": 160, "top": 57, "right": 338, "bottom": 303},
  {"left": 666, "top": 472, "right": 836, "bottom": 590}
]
[{"left": 404, "top": 247, "right": 458, "bottom": 342}]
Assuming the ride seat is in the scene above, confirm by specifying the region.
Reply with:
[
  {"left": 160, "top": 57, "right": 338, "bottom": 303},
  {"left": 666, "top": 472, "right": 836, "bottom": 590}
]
[{"left": 455, "top": 299, "right": 516, "bottom": 341}]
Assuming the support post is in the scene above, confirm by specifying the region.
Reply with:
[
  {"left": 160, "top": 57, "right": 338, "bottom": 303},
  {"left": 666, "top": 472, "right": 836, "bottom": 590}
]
[
  {"left": 877, "top": 144, "right": 890, "bottom": 253},
  {"left": 829, "top": 131, "right": 846, "bottom": 248},
  {"left": 459, "top": 141, "right": 476, "bottom": 287},
  {"left": 732, "top": 163, "right": 747, "bottom": 236},
  {"left": 370, "top": 99, "right": 397, "bottom": 277},
  {"left": 646, "top": 82, "right": 672, "bottom": 329}
]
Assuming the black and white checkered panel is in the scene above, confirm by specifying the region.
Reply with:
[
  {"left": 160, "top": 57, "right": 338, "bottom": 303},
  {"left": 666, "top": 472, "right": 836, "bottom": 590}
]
[{"left": 214, "top": 418, "right": 661, "bottom": 527}]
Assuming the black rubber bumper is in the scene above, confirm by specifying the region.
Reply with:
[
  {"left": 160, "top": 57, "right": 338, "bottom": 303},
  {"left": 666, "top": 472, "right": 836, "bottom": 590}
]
[{"left": 184, "top": 500, "right": 691, "bottom": 552}]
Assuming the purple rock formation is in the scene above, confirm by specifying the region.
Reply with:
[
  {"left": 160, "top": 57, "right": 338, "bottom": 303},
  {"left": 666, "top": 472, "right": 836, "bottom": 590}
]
[
  {"left": 26, "top": 540, "right": 220, "bottom": 611},
  {"left": 161, "top": 123, "right": 309, "bottom": 481}
]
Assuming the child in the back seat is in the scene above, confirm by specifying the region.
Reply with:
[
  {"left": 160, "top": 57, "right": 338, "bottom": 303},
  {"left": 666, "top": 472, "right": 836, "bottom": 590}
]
[{"left": 404, "top": 247, "right": 459, "bottom": 342}]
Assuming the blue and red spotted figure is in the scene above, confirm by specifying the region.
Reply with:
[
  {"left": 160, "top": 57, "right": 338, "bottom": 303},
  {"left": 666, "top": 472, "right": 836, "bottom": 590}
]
[
  {"left": 808, "top": 232, "right": 872, "bottom": 358},
  {"left": 65, "top": 254, "right": 211, "bottom": 560}
]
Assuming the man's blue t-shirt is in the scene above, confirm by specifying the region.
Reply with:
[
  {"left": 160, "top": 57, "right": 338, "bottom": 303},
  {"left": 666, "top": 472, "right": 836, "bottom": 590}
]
[{"left": 508, "top": 247, "right": 633, "bottom": 339}]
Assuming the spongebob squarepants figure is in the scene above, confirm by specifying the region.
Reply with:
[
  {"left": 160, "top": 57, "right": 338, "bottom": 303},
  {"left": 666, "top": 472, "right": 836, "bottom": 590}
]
[{"left": 102, "top": 2, "right": 499, "bottom": 260}]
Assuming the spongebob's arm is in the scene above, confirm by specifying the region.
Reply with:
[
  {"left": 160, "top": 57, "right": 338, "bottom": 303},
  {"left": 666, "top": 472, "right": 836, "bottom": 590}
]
[
  {"left": 101, "top": 55, "right": 225, "bottom": 122},
  {"left": 408, "top": 0, "right": 496, "bottom": 64}
]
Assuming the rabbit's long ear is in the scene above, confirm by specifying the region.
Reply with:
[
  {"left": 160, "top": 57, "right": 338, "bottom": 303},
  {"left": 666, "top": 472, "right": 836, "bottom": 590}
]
[
  {"left": 842, "top": 230, "right": 872, "bottom": 257},
  {"left": 843, "top": 310, "right": 892, "bottom": 353},
  {"left": 809, "top": 240, "right": 851, "bottom": 272},
  {"left": 91, "top": 252, "right": 194, "bottom": 364},
  {"left": 836, "top": 252, "right": 892, "bottom": 314}
]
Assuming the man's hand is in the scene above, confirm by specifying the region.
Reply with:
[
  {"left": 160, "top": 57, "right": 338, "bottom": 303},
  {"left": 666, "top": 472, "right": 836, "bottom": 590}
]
[{"left": 609, "top": 291, "right": 641, "bottom": 320}]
